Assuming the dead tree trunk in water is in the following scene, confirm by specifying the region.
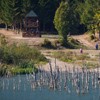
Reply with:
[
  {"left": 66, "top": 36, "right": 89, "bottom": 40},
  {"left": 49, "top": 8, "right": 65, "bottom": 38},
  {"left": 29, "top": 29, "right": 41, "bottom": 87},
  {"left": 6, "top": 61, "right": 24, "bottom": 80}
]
[{"left": 49, "top": 61, "right": 54, "bottom": 89}]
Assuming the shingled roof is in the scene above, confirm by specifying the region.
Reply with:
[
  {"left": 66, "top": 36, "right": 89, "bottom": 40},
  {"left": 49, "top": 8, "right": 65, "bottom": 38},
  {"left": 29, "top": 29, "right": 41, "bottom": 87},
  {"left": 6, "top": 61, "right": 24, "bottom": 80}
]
[{"left": 26, "top": 10, "right": 37, "bottom": 17}]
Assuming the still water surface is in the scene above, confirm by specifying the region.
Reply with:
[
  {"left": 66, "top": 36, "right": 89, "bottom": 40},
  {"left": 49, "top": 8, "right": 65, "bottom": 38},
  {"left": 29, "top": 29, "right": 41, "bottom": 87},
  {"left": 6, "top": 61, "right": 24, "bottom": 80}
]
[{"left": 0, "top": 74, "right": 100, "bottom": 100}]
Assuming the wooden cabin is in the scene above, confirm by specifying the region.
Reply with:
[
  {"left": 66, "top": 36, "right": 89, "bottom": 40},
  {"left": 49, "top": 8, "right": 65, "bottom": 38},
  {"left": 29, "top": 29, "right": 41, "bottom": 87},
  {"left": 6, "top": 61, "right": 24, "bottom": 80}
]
[{"left": 23, "top": 10, "right": 41, "bottom": 37}]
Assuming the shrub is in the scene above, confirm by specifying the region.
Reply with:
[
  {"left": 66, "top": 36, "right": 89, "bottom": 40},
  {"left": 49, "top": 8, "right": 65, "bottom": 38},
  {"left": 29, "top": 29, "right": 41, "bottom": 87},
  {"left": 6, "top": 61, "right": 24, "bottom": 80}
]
[
  {"left": 0, "top": 64, "right": 7, "bottom": 76},
  {"left": 90, "top": 34, "right": 95, "bottom": 40},
  {"left": 53, "top": 40, "right": 60, "bottom": 48},
  {"left": 41, "top": 38, "right": 54, "bottom": 48},
  {"left": 0, "top": 44, "right": 47, "bottom": 65},
  {"left": 67, "top": 37, "right": 83, "bottom": 49},
  {"left": 0, "top": 34, "right": 7, "bottom": 46},
  {"left": 43, "top": 38, "right": 51, "bottom": 45},
  {"left": 10, "top": 67, "right": 34, "bottom": 75}
]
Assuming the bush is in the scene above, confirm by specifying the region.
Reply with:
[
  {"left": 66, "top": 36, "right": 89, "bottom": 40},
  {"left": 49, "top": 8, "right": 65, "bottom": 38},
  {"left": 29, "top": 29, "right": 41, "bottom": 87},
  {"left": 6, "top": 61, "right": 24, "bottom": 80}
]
[
  {"left": 10, "top": 67, "right": 34, "bottom": 75},
  {"left": 0, "top": 64, "right": 7, "bottom": 76},
  {"left": 0, "top": 44, "right": 47, "bottom": 65},
  {"left": 41, "top": 38, "right": 54, "bottom": 48},
  {"left": 43, "top": 38, "right": 51, "bottom": 45},
  {"left": 67, "top": 37, "right": 83, "bottom": 49},
  {"left": 90, "top": 34, "right": 95, "bottom": 40},
  {"left": 53, "top": 40, "right": 60, "bottom": 48},
  {"left": 0, "top": 34, "right": 7, "bottom": 46}
]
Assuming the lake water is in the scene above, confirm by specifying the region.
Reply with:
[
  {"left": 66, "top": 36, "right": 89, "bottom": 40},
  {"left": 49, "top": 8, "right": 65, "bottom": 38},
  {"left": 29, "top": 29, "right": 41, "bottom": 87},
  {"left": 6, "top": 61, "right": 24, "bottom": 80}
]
[{"left": 0, "top": 70, "right": 100, "bottom": 100}]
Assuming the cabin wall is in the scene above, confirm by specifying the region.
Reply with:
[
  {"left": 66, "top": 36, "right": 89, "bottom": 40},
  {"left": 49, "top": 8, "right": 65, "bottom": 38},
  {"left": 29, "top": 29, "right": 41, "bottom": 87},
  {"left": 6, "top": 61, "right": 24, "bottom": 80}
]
[{"left": 23, "top": 17, "right": 40, "bottom": 37}]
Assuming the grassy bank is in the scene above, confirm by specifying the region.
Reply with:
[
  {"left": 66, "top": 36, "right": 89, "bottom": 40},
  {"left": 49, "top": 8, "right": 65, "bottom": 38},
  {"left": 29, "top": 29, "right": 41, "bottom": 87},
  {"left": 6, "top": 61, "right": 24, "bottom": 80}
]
[
  {"left": 52, "top": 51, "right": 99, "bottom": 69},
  {"left": 0, "top": 35, "right": 47, "bottom": 76},
  {"left": 0, "top": 64, "right": 38, "bottom": 76}
]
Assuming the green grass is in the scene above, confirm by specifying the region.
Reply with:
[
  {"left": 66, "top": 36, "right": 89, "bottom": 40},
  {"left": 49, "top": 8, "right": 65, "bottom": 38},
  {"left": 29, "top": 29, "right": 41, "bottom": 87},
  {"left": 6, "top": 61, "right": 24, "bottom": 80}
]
[
  {"left": 53, "top": 51, "right": 76, "bottom": 63},
  {"left": 67, "top": 37, "right": 87, "bottom": 49},
  {"left": 0, "top": 64, "right": 39, "bottom": 76},
  {"left": 0, "top": 43, "right": 47, "bottom": 65},
  {"left": 10, "top": 67, "right": 37, "bottom": 75},
  {"left": 52, "top": 51, "right": 98, "bottom": 69},
  {"left": 0, "top": 36, "right": 48, "bottom": 76},
  {"left": 41, "top": 38, "right": 56, "bottom": 49},
  {"left": 82, "top": 62, "right": 99, "bottom": 69}
]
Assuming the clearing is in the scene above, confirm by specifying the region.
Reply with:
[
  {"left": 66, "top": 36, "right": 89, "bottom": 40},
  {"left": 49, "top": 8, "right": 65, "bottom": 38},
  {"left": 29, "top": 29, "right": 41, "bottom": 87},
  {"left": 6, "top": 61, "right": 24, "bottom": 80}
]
[{"left": 0, "top": 29, "right": 100, "bottom": 71}]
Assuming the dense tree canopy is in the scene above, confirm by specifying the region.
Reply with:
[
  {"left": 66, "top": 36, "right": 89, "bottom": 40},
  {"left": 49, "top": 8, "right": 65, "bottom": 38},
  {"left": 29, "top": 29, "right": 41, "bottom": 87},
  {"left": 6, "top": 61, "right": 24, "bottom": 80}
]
[
  {"left": 77, "top": 0, "right": 100, "bottom": 34},
  {"left": 54, "top": 0, "right": 100, "bottom": 43},
  {"left": 0, "top": 0, "right": 100, "bottom": 37},
  {"left": 54, "top": 1, "right": 80, "bottom": 43},
  {"left": 0, "top": 0, "right": 59, "bottom": 32},
  {"left": 54, "top": 1, "right": 69, "bottom": 42}
]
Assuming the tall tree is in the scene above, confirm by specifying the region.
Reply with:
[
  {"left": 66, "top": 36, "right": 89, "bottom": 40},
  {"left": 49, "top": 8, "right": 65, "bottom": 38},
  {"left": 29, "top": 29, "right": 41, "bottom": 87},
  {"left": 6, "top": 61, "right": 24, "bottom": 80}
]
[
  {"left": 12, "top": 0, "right": 31, "bottom": 31},
  {"left": 8, "top": 0, "right": 18, "bottom": 30},
  {"left": 54, "top": 1, "right": 80, "bottom": 44},
  {"left": 0, "top": 0, "right": 2, "bottom": 23},
  {"left": 0, "top": 0, "right": 13, "bottom": 29},
  {"left": 38, "top": 0, "right": 60, "bottom": 31},
  {"left": 77, "top": 0, "right": 100, "bottom": 34}
]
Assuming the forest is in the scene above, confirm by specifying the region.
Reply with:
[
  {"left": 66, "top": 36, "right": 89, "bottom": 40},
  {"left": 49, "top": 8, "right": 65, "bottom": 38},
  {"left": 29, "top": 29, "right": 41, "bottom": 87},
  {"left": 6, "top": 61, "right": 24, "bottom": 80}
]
[{"left": 0, "top": 0, "right": 100, "bottom": 36}]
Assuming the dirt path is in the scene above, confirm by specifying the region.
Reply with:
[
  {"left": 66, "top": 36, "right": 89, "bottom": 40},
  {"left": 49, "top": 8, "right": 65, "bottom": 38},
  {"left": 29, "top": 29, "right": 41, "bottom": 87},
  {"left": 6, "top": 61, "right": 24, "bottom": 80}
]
[
  {"left": 41, "top": 49, "right": 100, "bottom": 71},
  {"left": 41, "top": 56, "right": 80, "bottom": 72}
]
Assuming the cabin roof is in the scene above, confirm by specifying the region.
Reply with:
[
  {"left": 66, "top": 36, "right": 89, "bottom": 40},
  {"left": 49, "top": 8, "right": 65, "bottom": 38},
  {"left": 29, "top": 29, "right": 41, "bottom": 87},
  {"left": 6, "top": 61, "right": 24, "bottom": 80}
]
[{"left": 26, "top": 10, "right": 37, "bottom": 17}]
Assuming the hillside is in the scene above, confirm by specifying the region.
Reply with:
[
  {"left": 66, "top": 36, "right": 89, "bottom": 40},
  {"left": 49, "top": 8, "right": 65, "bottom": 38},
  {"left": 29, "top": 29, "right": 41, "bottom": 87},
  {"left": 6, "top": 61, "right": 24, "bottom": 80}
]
[
  {"left": 0, "top": 29, "right": 100, "bottom": 71},
  {"left": 0, "top": 29, "right": 97, "bottom": 49},
  {"left": 72, "top": 34, "right": 96, "bottom": 49}
]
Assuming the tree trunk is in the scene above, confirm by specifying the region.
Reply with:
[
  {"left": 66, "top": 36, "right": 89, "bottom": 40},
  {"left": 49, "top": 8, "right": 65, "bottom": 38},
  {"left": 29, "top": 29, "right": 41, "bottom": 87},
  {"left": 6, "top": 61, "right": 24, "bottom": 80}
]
[
  {"left": 5, "top": 24, "right": 8, "bottom": 30},
  {"left": 20, "top": 21, "right": 22, "bottom": 34},
  {"left": 12, "top": 25, "right": 15, "bottom": 31},
  {"left": 99, "top": 30, "right": 100, "bottom": 40},
  {"left": 43, "top": 21, "right": 46, "bottom": 32}
]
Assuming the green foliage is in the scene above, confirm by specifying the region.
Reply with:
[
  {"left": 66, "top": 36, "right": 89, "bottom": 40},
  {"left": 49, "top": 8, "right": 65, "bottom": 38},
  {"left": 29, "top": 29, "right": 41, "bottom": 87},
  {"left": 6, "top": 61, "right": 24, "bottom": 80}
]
[
  {"left": 0, "top": 0, "right": 59, "bottom": 32},
  {"left": 43, "top": 38, "right": 51, "bottom": 46},
  {"left": 38, "top": 0, "right": 59, "bottom": 31},
  {"left": 54, "top": 1, "right": 68, "bottom": 43},
  {"left": 89, "top": 34, "right": 95, "bottom": 40},
  {"left": 10, "top": 67, "right": 34, "bottom": 75},
  {"left": 0, "top": 0, "right": 31, "bottom": 29},
  {"left": 0, "top": 62, "right": 38, "bottom": 76},
  {"left": 83, "top": 62, "right": 99, "bottom": 69},
  {"left": 77, "top": 0, "right": 100, "bottom": 33},
  {"left": 41, "top": 38, "right": 55, "bottom": 49},
  {"left": 0, "top": 0, "right": 100, "bottom": 37},
  {"left": 0, "top": 0, "right": 12, "bottom": 27},
  {"left": 0, "top": 64, "right": 7, "bottom": 76},
  {"left": 76, "top": 53, "right": 90, "bottom": 60},
  {"left": 0, "top": 43, "right": 47, "bottom": 65},
  {"left": 53, "top": 51, "right": 90, "bottom": 63},
  {"left": 0, "top": 43, "right": 47, "bottom": 76},
  {"left": 53, "top": 51, "right": 75, "bottom": 63},
  {"left": 18, "top": 60, "right": 34, "bottom": 68},
  {"left": 0, "top": 34, "right": 7, "bottom": 46},
  {"left": 68, "top": 37, "right": 86, "bottom": 49},
  {"left": 54, "top": 1, "right": 80, "bottom": 44}
]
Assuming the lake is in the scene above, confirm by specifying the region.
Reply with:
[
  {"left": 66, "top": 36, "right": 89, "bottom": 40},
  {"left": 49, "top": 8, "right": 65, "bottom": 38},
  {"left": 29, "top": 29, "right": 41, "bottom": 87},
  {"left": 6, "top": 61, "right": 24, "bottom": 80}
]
[{"left": 0, "top": 69, "right": 100, "bottom": 100}]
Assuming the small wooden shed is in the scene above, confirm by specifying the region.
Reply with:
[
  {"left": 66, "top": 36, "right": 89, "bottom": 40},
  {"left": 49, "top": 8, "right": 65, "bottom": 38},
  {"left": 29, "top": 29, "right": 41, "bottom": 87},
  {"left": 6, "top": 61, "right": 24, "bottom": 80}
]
[{"left": 23, "top": 10, "right": 41, "bottom": 37}]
